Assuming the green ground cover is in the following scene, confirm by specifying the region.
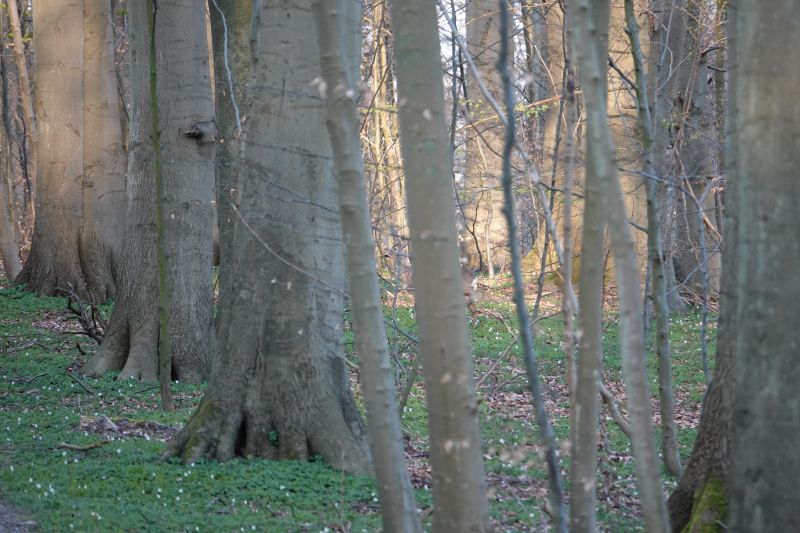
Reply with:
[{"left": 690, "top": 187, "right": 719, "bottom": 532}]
[{"left": 0, "top": 279, "right": 713, "bottom": 532}]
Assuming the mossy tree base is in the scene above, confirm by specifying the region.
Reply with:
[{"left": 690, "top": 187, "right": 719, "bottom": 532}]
[{"left": 681, "top": 478, "right": 727, "bottom": 533}]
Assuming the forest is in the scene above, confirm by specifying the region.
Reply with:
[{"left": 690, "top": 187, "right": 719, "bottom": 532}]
[{"left": 0, "top": 0, "right": 797, "bottom": 531}]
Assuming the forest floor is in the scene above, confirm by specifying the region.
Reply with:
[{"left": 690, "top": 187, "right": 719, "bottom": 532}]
[{"left": 0, "top": 276, "right": 714, "bottom": 532}]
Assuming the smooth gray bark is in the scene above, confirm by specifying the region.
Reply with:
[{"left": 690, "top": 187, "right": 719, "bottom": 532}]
[
  {"left": 18, "top": 0, "right": 87, "bottom": 297},
  {"left": 209, "top": 0, "right": 250, "bottom": 280},
  {"left": 18, "top": 0, "right": 123, "bottom": 301},
  {"left": 623, "top": 0, "right": 681, "bottom": 477},
  {"left": 82, "top": 0, "right": 215, "bottom": 383},
  {"left": 82, "top": 0, "right": 126, "bottom": 300},
  {"left": 569, "top": 0, "right": 670, "bottom": 530},
  {"left": 668, "top": 6, "right": 733, "bottom": 527},
  {"left": 729, "top": 2, "right": 800, "bottom": 530},
  {"left": 390, "top": 0, "right": 489, "bottom": 530},
  {"left": 648, "top": 0, "right": 690, "bottom": 313},
  {"left": 313, "top": 1, "right": 422, "bottom": 529},
  {"left": 568, "top": 3, "right": 609, "bottom": 530},
  {"left": 165, "top": 0, "right": 370, "bottom": 476}
]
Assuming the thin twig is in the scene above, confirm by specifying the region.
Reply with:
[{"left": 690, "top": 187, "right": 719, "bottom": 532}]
[
  {"left": 67, "top": 372, "right": 97, "bottom": 395},
  {"left": 21, "top": 372, "right": 47, "bottom": 384},
  {"left": 476, "top": 335, "right": 520, "bottom": 388}
]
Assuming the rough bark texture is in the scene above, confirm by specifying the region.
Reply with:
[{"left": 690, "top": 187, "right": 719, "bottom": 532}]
[
  {"left": 728, "top": 2, "right": 800, "bottom": 530},
  {"left": 314, "top": 1, "right": 422, "bottom": 528},
  {"left": 209, "top": 0, "right": 250, "bottom": 280},
  {"left": 81, "top": 0, "right": 126, "bottom": 300},
  {"left": 82, "top": 0, "right": 215, "bottom": 383},
  {"left": 390, "top": 0, "right": 489, "bottom": 530},
  {"left": 569, "top": 0, "right": 670, "bottom": 531},
  {"left": 5, "top": 0, "right": 36, "bottom": 216},
  {"left": 17, "top": 0, "right": 123, "bottom": 301},
  {"left": 164, "top": 0, "right": 370, "bottom": 476},
  {"left": 461, "top": 0, "right": 509, "bottom": 274},
  {"left": 18, "top": 0, "right": 87, "bottom": 297},
  {"left": 0, "top": 35, "right": 21, "bottom": 280}
]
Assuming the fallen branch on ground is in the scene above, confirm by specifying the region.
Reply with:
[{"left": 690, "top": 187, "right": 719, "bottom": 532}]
[{"left": 56, "top": 440, "right": 110, "bottom": 452}]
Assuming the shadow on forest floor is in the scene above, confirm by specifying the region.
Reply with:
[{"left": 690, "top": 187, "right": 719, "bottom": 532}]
[{"left": 0, "top": 276, "right": 713, "bottom": 531}]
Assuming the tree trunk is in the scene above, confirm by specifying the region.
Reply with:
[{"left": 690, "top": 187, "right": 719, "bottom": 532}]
[
  {"left": 668, "top": 5, "right": 733, "bottom": 527},
  {"left": 728, "top": 2, "right": 800, "bottom": 530},
  {"left": 81, "top": 0, "right": 126, "bottom": 299},
  {"left": 313, "top": 1, "right": 422, "bottom": 528},
  {"left": 82, "top": 0, "right": 215, "bottom": 383},
  {"left": 623, "top": 0, "right": 681, "bottom": 478},
  {"left": 5, "top": 0, "right": 36, "bottom": 220},
  {"left": 669, "top": 1, "right": 721, "bottom": 297},
  {"left": 0, "top": 145, "right": 22, "bottom": 281},
  {"left": 569, "top": 2, "right": 609, "bottom": 530},
  {"left": 17, "top": 0, "right": 123, "bottom": 301},
  {"left": 163, "top": 0, "right": 370, "bottom": 475},
  {"left": 460, "top": 0, "right": 509, "bottom": 274},
  {"left": 569, "top": 0, "right": 670, "bottom": 530},
  {"left": 17, "top": 0, "right": 87, "bottom": 297},
  {"left": 209, "top": 0, "right": 250, "bottom": 281},
  {"left": 649, "top": 0, "right": 690, "bottom": 313},
  {"left": 0, "top": 18, "right": 21, "bottom": 280},
  {"left": 390, "top": 0, "right": 489, "bottom": 530},
  {"left": 0, "top": 132, "right": 20, "bottom": 279}
]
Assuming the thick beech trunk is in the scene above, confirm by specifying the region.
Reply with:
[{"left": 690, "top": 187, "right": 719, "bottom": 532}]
[
  {"left": 164, "top": 0, "right": 370, "bottom": 475},
  {"left": 81, "top": 0, "right": 126, "bottom": 299},
  {"left": 82, "top": 0, "right": 215, "bottom": 383},
  {"left": 728, "top": 2, "right": 800, "bottom": 530},
  {"left": 209, "top": 0, "right": 250, "bottom": 280},
  {"left": 18, "top": 0, "right": 123, "bottom": 301},
  {"left": 18, "top": 0, "right": 87, "bottom": 297}
]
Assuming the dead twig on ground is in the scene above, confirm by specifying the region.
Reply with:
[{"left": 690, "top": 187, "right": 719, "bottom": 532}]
[
  {"left": 67, "top": 372, "right": 96, "bottom": 395},
  {"left": 56, "top": 440, "right": 110, "bottom": 452}
]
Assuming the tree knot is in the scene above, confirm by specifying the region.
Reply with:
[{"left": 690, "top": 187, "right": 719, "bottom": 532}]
[{"left": 184, "top": 120, "right": 217, "bottom": 143}]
